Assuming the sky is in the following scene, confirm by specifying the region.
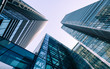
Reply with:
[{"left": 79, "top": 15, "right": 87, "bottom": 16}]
[{"left": 24, "top": 0, "right": 99, "bottom": 52}]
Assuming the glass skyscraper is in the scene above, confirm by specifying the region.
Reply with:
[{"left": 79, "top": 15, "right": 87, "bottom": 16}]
[
  {"left": 31, "top": 34, "right": 92, "bottom": 69},
  {"left": 61, "top": 0, "right": 110, "bottom": 68},
  {"left": 0, "top": 34, "right": 92, "bottom": 69},
  {"left": 0, "top": 0, "right": 47, "bottom": 48}
]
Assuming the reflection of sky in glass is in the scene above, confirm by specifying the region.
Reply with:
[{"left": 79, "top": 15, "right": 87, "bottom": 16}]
[
  {"left": 25, "top": 0, "right": 99, "bottom": 52},
  {"left": 0, "top": 62, "right": 13, "bottom": 69}
]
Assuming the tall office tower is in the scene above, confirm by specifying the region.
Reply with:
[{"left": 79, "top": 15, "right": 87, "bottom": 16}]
[
  {"left": 33, "top": 34, "right": 92, "bottom": 69},
  {"left": 0, "top": 34, "right": 91, "bottom": 69},
  {"left": 0, "top": 0, "right": 47, "bottom": 48},
  {"left": 61, "top": 0, "right": 110, "bottom": 68}
]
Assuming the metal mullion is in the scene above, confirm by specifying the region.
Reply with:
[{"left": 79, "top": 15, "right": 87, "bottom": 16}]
[
  {"left": 0, "top": 43, "right": 32, "bottom": 62},
  {"left": 0, "top": 43, "right": 31, "bottom": 66},
  {"left": 3, "top": 20, "right": 18, "bottom": 39},
  {"left": 57, "top": 45, "right": 63, "bottom": 69},
  {"left": 7, "top": 20, "right": 19, "bottom": 39},
  {"left": 48, "top": 47, "right": 54, "bottom": 68},
  {"left": 0, "top": 43, "right": 34, "bottom": 63},
  {"left": 3, "top": 20, "right": 15, "bottom": 38},
  {"left": 2, "top": 19, "right": 13, "bottom": 37},
  {"left": 50, "top": 54, "right": 59, "bottom": 60},
  {"left": 0, "top": 44, "right": 15, "bottom": 57}
]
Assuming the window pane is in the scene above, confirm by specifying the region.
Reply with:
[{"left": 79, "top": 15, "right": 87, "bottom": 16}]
[
  {"left": 0, "top": 40, "right": 14, "bottom": 49},
  {"left": 11, "top": 46, "right": 35, "bottom": 60}
]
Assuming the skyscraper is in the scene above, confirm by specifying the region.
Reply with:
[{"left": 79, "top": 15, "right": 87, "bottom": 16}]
[
  {"left": 0, "top": 0, "right": 47, "bottom": 48},
  {"left": 61, "top": 0, "right": 110, "bottom": 68},
  {"left": 0, "top": 34, "right": 92, "bottom": 69},
  {"left": 33, "top": 34, "right": 92, "bottom": 69}
]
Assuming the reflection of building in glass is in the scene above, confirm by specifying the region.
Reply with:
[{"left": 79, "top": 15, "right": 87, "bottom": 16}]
[
  {"left": 73, "top": 43, "right": 110, "bottom": 69},
  {"left": 0, "top": 34, "right": 92, "bottom": 69},
  {"left": 95, "top": 6, "right": 110, "bottom": 23},
  {"left": 0, "top": 0, "right": 47, "bottom": 48},
  {"left": 61, "top": 0, "right": 110, "bottom": 68}
]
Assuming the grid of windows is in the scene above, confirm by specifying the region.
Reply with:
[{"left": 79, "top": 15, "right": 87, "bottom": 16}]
[
  {"left": 34, "top": 35, "right": 81, "bottom": 69},
  {"left": 0, "top": 0, "right": 47, "bottom": 48},
  {"left": 62, "top": 26, "right": 110, "bottom": 64},
  {"left": 34, "top": 35, "right": 49, "bottom": 69},
  {"left": 0, "top": 36, "right": 36, "bottom": 69},
  {"left": 0, "top": 0, "right": 48, "bottom": 68},
  {"left": 62, "top": 0, "right": 110, "bottom": 30},
  {"left": 73, "top": 43, "right": 110, "bottom": 69},
  {"left": 71, "top": 51, "right": 92, "bottom": 69},
  {"left": 0, "top": 34, "right": 93, "bottom": 69},
  {"left": 62, "top": 0, "right": 110, "bottom": 51}
]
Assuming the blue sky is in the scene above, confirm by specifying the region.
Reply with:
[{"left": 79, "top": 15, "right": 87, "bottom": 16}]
[{"left": 24, "top": 0, "right": 99, "bottom": 52}]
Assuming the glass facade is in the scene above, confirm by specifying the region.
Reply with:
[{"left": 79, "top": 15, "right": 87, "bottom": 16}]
[
  {"left": 34, "top": 34, "right": 78, "bottom": 69},
  {"left": 62, "top": 25, "right": 110, "bottom": 63},
  {"left": 0, "top": 20, "right": 10, "bottom": 36},
  {"left": 71, "top": 51, "right": 92, "bottom": 69},
  {"left": 0, "top": 0, "right": 48, "bottom": 68},
  {"left": 0, "top": 34, "right": 93, "bottom": 69},
  {"left": 0, "top": 36, "right": 36, "bottom": 69},
  {"left": 33, "top": 34, "right": 92, "bottom": 69},
  {"left": 62, "top": 0, "right": 110, "bottom": 30},
  {"left": 0, "top": 35, "right": 92, "bottom": 69},
  {"left": 0, "top": 14, "right": 10, "bottom": 36},
  {"left": 0, "top": 0, "right": 47, "bottom": 48},
  {"left": 62, "top": 0, "right": 110, "bottom": 41},
  {"left": 33, "top": 35, "right": 49, "bottom": 69},
  {"left": 61, "top": 0, "right": 110, "bottom": 68},
  {"left": 62, "top": 25, "right": 110, "bottom": 68},
  {"left": 73, "top": 43, "right": 110, "bottom": 69}
]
